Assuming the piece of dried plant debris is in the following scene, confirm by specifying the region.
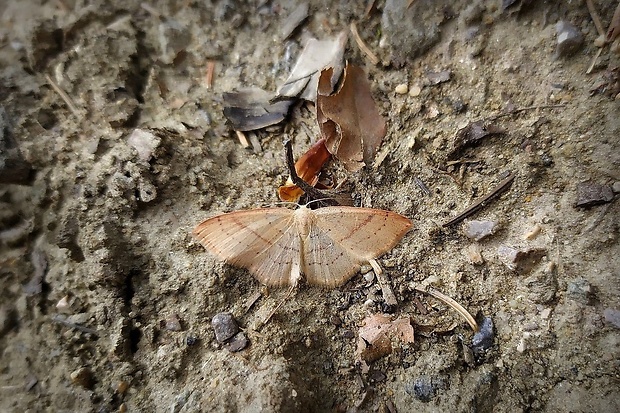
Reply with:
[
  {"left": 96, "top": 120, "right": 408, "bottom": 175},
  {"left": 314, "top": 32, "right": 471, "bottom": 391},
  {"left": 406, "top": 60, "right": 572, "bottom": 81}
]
[
  {"left": 317, "top": 64, "right": 387, "bottom": 172},
  {"left": 453, "top": 120, "right": 505, "bottom": 153},
  {"left": 278, "top": 139, "right": 331, "bottom": 203},
  {"left": 276, "top": 31, "right": 347, "bottom": 101},
  {"left": 223, "top": 88, "right": 294, "bottom": 131},
  {"left": 356, "top": 314, "right": 414, "bottom": 367}
]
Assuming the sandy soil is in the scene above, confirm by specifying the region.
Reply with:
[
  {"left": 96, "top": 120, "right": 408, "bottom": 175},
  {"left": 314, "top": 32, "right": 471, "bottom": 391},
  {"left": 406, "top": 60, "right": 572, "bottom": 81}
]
[{"left": 1, "top": 0, "right": 619, "bottom": 412}]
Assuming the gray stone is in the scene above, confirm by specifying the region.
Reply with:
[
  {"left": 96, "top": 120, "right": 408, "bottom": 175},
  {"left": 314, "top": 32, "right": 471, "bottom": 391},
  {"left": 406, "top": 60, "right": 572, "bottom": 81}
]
[
  {"left": 576, "top": 181, "right": 614, "bottom": 207},
  {"left": 211, "top": 312, "right": 239, "bottom": 343},
  {"left": 567, "top": 278, "right": 593, "bottom": 305},
  {"left": 464, "top": 220, "right": 497, "bottom": 241},
  {"left": 555, "top": 21, "right": 584, "bottom": 58}
]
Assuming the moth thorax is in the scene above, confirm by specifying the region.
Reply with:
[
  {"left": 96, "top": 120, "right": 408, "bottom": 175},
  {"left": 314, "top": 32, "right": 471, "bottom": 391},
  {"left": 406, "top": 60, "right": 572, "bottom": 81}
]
[{"left": 294, "top": 206, "right": 313, "bottom": 240}]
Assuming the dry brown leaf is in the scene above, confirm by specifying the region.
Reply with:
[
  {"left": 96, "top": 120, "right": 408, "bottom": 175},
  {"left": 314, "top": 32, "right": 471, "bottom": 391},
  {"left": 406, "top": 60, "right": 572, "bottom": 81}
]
[
  {"left": 276, "top": 31, "right": 347, "bottom": 101},
  {"left": 222, "top": 88, "right": 294, "bottom": 131},
  {"left": 355, "top": 314, "right": 414, "bottom": 364},
  {"left": 317, "top": 64, "right": 387, "bottom": 172},
  {"left": 278, "top": 139, "right": 331, "bottom": 202}
]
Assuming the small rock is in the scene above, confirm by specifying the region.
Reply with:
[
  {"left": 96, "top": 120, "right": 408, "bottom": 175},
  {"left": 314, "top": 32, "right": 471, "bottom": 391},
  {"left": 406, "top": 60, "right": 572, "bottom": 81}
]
[
  {"left": 465, "top": 244, "right": 484, "bottom": 265},
  {"left": 330, "top": 315, "right": 342, "bottom": 326},
  {"left": 186, "top": 336, "right": 198, "bottom": 346},
  {"left": 497, "top": 246, "right": 546, "bottom": 274},
  {"left": 612, "top": 181, "right": 620, "bottom": 193},
  {"left": 567, "top": 278, "right": 593, "bottom": 305},
  {"left": 363, "top": 271, "right": 375, "bottom": 283},
  {"left": 516, "top": 337, "right": 526, "bottom": 353},
  {"left": 405, "top": 375, "right": 446, "bottom": 403},
  {"left": 56, "top": 295, "right": 71, "bottom": 312},
  {"left": 409, "top": 84, "right": 421, "bottom": 97},
  {"left": 472, "top": 316, "right": 494, "bottom": 358},
  {"left": 127, "top": 129, "right": 160, "bottom": 162},
  {"left": 70, "top": 367, "right": 94, "bottom": 389},
  {"left": 165, "top": 314, "right": 182, "bottom": 331},
  {"left": 394, "top": 83, "right": 408, "bottom": 94},
  {"left": 211, "top": 312, "right": 239, "bottom": 343},
  {"left": 603, "top": 309, "right": 620, "bottom": 329},
  {"left": 575, "top": 181, "right": 614, "bottom": 207},
  {"left": 555, "top": 21, "right": 584, "bottom": 58},
  {"left": 426, "top": 70, "right": 451, "bottom": 85},
  {"left": 224, "top": 332, "right": 248, "bottom": 352},
  {"left": 463, "top": 220, "right": 497, "bottom": 241}
]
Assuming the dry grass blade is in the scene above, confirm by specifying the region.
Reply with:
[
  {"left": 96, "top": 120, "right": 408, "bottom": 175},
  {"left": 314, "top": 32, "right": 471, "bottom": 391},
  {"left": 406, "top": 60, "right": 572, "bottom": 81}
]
[
  {"left": 414, "top": 285, "right": 478, "bottom": 331},
  {"left": 350, "top": 22, "right": 380, "bottom": 65}
]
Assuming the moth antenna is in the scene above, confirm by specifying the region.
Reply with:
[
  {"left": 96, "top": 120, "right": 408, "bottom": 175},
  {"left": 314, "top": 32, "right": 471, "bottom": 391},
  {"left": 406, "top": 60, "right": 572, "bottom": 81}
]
[{"left": 304, "top": 197, "right": 337, "bottom": 208}]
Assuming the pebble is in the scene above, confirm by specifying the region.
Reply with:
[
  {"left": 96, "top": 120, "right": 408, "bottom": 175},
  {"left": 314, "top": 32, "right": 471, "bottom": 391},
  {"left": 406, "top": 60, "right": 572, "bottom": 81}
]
[
  {"left": 409, "top": 84, "right": 421, "bottom": 97},
  {"left": 567, "top": 278, "right": 593, "bottom": 305},
  {"left": 363, "top": 271, "right": 375, "bottom": 283},
  {"left": 497, "top": 246, "right": 546, "bottom": 274},
  {"left": 555, "top": 21, "right": 584, "bottom": 58},
  {"left": 603, "top": 309, "right": 620, "bottom": 329},
  {"left": 575, "top": 181, "right": 614, "bottom": 207},
  {"left": 211, "top": 312, "right": 239, "bottom": 343},
  {"left": 186, "top": 336, "right": 198, "bottom": 346},
  {"left": 472, "top": 316, "right": 494, "bottom": 358},
  {"left": 612, "top": 181, "right": 620, "bottom": 193},
  {"left": 465, "top": 244, "right": 484, "bottom": 265},
  {"left": 224, "top": 332, "right": 249, "bottom": 352},
  {"left": 55, "top": 295, "right": 71, "bottom": 312},
  {"left": 404, "top": 375, "right": 446, "bottom": 402},
  {"left": 463, "top": 220, "right": 497, "bottom": 241},
  {"left": 394, "top": 83, "right": 408, "bottom": 94},
  {"left": 165, "top": 314, "right": 183, "bottom": 331},
  {"left": 70, "top": 367, "right": 94, "bottom": 389},
  {"left": 127, "top": 129, "right": 161, "bottom": 162}
]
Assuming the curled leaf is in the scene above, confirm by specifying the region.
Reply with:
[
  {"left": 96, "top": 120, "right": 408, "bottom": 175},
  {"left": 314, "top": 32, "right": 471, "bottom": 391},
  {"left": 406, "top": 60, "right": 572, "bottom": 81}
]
[
  {"left": 317, "top": 64, "right": 387, "bottom": 171},
  {"left": 278, "top": 139, "right": 331, "bottom": 202}
]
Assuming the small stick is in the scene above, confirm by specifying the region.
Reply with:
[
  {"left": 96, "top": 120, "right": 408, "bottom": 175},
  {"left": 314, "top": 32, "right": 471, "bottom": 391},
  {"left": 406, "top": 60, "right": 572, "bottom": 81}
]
[
  {"left": 585, "top": 0, "right": 605, "bottom": 37},
  {"left": 442, "top": 172, "right": 515, "bottom": 227},
  {"left": 369, "top": 258, "right": 398, "bottom": 307},
  {"left": 204, "top": 60, "right": 216, "bottom": 89},
  {"left": 414, "top": 285, "right": 478, "bottom": 331},
  {"left": 45, "top": 74, "right": 79, "bottom": 116},
  {"left": 586, "top": 47, "right": 603, "bottom": 75},
  {"left": 350, "top": 22, "right": 380, "bottom": 65},
  {"left": 235, "top": 130, "right": 250, "bottom": 148},
  {"left": 414, "top": 177, "right": 431, "bottom": 197}
]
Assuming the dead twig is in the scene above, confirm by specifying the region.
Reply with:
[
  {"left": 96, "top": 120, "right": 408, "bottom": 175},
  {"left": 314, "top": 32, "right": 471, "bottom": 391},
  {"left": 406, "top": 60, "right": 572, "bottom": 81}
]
[
  {"left": 204, "top": 60, "right": 216, "bottom": 89},
  {"left": 45, "top": 74, "right": 79, "bottom": 116},
  {"left": 442, "top": 172, "right": 515, "bottom": 227},
  {"left": 369, "top": 258, "right": 398, "bottom": 307},
  {"left": 414, "top": 285, "right": 478, "bottom": 331},
  {"left": 235, "top": 130, "right": 250, "bottom": 148},
  {"left": 586, "top": 0, "right": 605, "bottom": 37},
  {"left": 350, "top": 22, "right": 380, "bottom": 66}
]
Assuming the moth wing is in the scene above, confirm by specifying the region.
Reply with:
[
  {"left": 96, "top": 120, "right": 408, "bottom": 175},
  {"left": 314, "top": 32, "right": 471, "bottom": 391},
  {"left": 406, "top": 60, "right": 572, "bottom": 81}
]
[
  {"left": 303, "top": 207, "right": 411, "bottom": 287},
  {"left": 192, "top": 208, "right": 300, "bottom": 287},
  {"left": 302, "top": 222, "right": 366, "bottom": 287}
]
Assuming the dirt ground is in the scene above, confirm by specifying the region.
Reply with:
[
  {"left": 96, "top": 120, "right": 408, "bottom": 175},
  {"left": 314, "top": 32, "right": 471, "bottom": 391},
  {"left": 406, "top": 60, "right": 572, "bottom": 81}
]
[{"left": 1, "top": 0, "right": 619, "bottom": 412}]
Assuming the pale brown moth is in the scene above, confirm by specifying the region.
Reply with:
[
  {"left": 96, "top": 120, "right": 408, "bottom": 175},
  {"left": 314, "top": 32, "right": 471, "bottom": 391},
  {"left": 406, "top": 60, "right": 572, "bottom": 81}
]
[{"left": 193, "top": 205, "right": 411, "bottom": 288}]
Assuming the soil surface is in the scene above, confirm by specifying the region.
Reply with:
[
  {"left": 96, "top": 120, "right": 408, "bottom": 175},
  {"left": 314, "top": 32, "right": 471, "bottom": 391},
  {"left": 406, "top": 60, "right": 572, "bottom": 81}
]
[{"left": 1, "top": 1, "right": 619, "bottom": 412}]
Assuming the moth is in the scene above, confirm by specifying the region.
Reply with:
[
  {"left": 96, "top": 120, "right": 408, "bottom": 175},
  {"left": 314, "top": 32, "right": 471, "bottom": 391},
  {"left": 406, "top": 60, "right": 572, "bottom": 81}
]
[{"left": 193, "top": 205, "right": 411, "bottom": 288}]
